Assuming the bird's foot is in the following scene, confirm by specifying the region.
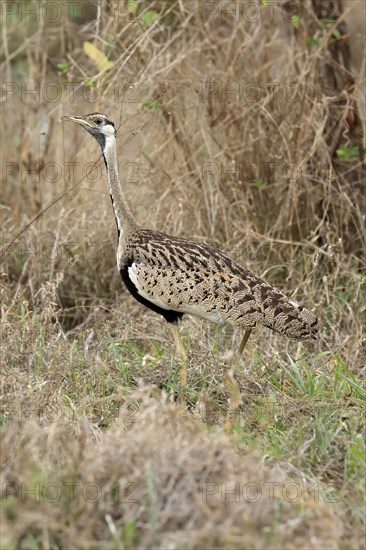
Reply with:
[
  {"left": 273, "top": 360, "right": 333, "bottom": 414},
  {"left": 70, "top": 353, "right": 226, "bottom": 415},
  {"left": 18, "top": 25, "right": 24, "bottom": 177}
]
[{"left": 177, "top": 363, "right": 188, "bottom": 407}]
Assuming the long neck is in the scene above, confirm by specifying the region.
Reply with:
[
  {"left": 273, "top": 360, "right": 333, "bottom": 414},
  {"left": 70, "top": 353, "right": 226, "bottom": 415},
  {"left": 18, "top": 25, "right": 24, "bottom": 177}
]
[{"left": 102, "top": 134, "right": 139, "bottom": 238}]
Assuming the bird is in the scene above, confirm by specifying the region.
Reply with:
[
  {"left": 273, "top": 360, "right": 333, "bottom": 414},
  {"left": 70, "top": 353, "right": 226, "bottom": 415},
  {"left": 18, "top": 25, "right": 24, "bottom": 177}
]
[{"left": 61, "top": 112, "right": 319, "bottom": 407}]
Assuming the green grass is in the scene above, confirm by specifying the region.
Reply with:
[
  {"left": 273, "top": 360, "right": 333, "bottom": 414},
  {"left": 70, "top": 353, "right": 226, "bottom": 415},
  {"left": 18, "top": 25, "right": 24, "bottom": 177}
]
[{"left": 1, "top": 0, "right": 365, "bottom": 548}]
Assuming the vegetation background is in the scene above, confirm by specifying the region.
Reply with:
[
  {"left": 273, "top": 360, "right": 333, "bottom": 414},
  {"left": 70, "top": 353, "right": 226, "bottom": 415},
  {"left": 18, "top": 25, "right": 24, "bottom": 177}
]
[{"left": 1, "top": 0, "right": 365, "bottom": 548}]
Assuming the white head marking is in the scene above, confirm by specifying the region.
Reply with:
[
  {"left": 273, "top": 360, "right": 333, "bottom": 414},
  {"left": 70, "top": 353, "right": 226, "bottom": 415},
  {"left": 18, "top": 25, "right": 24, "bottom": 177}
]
[{"left": 101, "top": 123, "right": 115, "bottom": 136}]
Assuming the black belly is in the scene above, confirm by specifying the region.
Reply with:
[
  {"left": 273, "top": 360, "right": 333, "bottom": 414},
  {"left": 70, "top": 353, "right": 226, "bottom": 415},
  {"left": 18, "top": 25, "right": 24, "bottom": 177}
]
[{"left": 119, "top": 264, "right": 184, "bottom": 324}]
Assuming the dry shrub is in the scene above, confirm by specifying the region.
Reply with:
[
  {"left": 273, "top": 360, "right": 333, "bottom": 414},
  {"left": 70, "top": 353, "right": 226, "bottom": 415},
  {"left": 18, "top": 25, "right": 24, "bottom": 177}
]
[
  {"left": 1, "top": 392, "right": 343, "bottom": 550},
  {"left": 1, "top": 1, "right": 364, "bottom": 362},
  {"left": 1, "top": 2, "right": 365, "bottom": 549}
]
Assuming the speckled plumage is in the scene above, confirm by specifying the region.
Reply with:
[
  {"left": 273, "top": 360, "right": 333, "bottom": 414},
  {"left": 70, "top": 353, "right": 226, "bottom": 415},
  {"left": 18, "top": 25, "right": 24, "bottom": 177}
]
[
  {"left": 119, "top": 228, "right": 319, "bottom": 340},
  {"left": 61, "top": 112, "right": 319, "bottom": 347}
]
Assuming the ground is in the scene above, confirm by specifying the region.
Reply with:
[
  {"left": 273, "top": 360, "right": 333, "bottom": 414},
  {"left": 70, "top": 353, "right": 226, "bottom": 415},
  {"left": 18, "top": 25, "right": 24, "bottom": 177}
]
[{"left": 1, "top": 1, "right": 365, "bottom": 549}]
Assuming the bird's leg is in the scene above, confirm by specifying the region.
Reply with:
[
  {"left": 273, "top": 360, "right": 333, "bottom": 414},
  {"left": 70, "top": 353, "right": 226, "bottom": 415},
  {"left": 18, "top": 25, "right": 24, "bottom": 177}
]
[
  {"left": 170, "top": 323, "right": 188, "bottom": 389},
  {"left": 224, "top": 329, "right": 252, "bottom": 429},
  {"left": 233, "top": 328, "right": 252, "bottom": 371}
]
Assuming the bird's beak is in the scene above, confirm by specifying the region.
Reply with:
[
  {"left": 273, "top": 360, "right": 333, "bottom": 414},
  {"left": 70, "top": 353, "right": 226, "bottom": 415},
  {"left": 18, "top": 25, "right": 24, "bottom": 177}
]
[{"left": 61, "top": 115, "right": 94, "bottom": 128}]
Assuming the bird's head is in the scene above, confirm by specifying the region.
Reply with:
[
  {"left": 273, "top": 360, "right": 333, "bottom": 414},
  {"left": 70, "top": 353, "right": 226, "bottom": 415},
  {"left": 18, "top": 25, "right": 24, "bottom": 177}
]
[{"left": 61, "top": 112, "right": 116, "bottom": 150}]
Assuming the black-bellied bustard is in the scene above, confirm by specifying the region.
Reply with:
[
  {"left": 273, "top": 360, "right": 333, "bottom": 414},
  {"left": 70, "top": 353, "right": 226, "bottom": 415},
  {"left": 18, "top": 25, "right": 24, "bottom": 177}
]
[{"left": 62, "top": 113, "right": 319, "bottom": 409}]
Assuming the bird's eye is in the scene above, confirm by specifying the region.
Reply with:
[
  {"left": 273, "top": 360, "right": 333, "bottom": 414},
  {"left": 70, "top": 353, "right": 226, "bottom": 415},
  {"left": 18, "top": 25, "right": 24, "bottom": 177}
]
[{"left": 94, "top": 118, "right": 103, "bottom": 125}]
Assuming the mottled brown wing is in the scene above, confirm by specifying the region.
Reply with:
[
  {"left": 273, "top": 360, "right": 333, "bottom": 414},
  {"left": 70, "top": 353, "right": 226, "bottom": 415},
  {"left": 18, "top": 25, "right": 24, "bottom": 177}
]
[{"left": 122, "top": 230, "right": 319, "bottom": 339}]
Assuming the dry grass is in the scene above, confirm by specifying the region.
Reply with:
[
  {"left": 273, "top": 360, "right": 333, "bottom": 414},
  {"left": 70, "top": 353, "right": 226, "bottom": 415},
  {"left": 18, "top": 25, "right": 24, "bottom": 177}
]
[
  {"left": 1, "top": 392, "right": 344, "bottom": 550},
  {"left": 1, "top": 1, "right": 365, "bottom": 549}
]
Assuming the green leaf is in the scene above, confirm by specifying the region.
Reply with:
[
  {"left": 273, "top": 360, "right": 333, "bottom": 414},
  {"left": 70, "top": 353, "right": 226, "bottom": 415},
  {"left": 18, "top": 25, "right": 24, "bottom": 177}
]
[
  {"left": 306, "top": 37, "right": 320, "bottom": 47},
  {"left": 57, "top": 63, "right": 69, "bottom": 73},
  {"left": 127, "top": 1, "right": 138, "bottom": 15},
  {"left": 319, "top": 18, "right": 336, "bottom": 25},
  {"left": 291, "top": 15, "right": 301, "bottom": 29},
  {"left": 250, "top": 179, "right": 267, "bottom": 190},
  {"left": 317, "top": 18, "right": 338, "bottom": 30},
  {"left": 83, "top": 78, "right": 95, "bottom": 88},
  {"left": 142, "top": 10, "right": 157, "bottom": 27},
  {"left": 336, "top": 144, "right": 359, "bottom": 163}
]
